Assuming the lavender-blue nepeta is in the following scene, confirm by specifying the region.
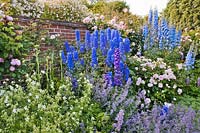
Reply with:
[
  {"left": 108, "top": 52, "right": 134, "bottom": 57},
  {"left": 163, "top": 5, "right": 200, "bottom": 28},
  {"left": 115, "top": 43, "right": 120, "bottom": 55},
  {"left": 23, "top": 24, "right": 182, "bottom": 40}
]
[
  {"left": 75, "top": 29, "right": 80, "bottom": 42},
  {"left": 67, "top": 52, "right": 74, "bottom": 70},
  {"left": 73, "top": 50, "right": 79, "bottom": 61},
  {"left": 160, "top": 105, "right": 169, "bottom": 116},
  {"left": 103, "top": 71, "right": 113, "bottom": 85},
  {"left": 64, "top": 41, "right": 71, "bottom": 52},
  {"left": 124, "top": 38, "right": 130, "bottom": 53},
  {"left": 114, "top": 48, "right": 122, "bottom": 86},
  {"left": 61, "top": 50, "right": 67, "bottom": 63},
  {"left": 91, "top": 47, "right": 98, "bottom": 68},
  {"left": 113, "top": 109, "right": 124, "bottom": 132}
]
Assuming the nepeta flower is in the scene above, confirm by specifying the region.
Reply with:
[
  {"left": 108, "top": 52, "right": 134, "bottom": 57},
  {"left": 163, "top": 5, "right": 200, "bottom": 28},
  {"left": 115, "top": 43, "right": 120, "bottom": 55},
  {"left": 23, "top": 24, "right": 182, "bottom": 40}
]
[
  {"left": 113, "top": 109, "right": 124, "bottom": 132},
  {"left": 144, "top": 98, "right": 151, "bottom": 104}
]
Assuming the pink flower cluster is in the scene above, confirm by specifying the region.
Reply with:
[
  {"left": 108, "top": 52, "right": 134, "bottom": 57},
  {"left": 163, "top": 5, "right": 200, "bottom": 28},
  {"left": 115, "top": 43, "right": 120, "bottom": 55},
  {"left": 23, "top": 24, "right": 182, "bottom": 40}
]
[
  {"left": 0, "top": 58, "right": 4, "bottom": 63},
  {"left": 10, "top": 59, "right": 21, "bottom": 72},
  {"left": 108, "top": 17, "right": 126, "bottom": 30}
]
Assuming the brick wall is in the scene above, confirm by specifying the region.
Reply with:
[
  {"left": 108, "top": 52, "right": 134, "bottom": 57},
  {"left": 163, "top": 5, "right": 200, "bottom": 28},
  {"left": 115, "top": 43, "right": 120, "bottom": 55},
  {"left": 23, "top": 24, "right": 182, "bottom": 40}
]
[{"left": 14, "top": 17, "right": 87, "bottom": 43}]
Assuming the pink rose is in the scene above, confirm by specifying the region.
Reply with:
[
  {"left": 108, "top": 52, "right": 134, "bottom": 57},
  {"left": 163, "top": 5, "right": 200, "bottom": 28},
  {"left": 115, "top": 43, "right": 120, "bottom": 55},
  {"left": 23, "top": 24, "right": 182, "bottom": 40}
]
[
  {"left": 6, "top": 16, "right": 13, "bottom": 21},
  {"left": 0, "top": 58, "right": 4, "bottom": 63},
  {"left": 10, "top": 66, "right": 15, "bottom": 71}
]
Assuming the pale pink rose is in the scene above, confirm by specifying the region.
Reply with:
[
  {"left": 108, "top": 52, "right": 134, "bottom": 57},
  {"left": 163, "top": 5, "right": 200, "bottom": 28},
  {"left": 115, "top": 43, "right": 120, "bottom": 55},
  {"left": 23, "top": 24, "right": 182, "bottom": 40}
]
[
  {"left": 159, "top": 75, "right": 164, "bottom": 81},
  {"left": 0, "top": 58, "right": 4, "bottom": 63},
  {"left": 153, "top": 74, "right": 159, "bottom": 79},
  {"left": 123, "top": 8, "right": 128, "bottom": 13},
  {"left": 10, "top": 66, "right": 15, "bottom": 71},
  {"left": 147, "top": 83, "right": 153, "bottom": 87},
  {"left": 83, "top": 16, "right": 92, "bottom": 23},
  {"left": 158, "top": 83, "right": 163, "bottom": 88},
  {"left": 92, "top": 26, "right": 97, "bottom": 30},
  {"left": 11, "top": 59, "right": 21, "bottom": 66},
  {"left": 100, "top": 15, "right": 104, "bottom": 20}
]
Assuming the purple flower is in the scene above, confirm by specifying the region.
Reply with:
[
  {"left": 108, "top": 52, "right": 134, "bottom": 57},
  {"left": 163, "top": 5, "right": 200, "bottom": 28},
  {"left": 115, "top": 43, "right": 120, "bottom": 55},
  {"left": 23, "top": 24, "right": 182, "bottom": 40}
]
[
  {"left": 0, "top": 58, "right": 4, "bottom": 63},
  {"left": 186, "top": 77, "right": 190, "bottom": 85},
  {"left": 64, "top": 41, "right": 71, "bottom": 52},
  {"left": 73, "top": 50, "right": 79, "bottom": 61},
  {"left": 61, "top": 50, "right": 67, "bottom": 64},
  {"left": 197, "top": 77, "right": 200, "bottom": 87},
  {"left": 91, "top": 47, "right": 98, "bottom": 68},
  {"left": 113, "top": 109, "right": 124, "bottom": 132},
  {"left": 114, "top": 48, "right": 122, "bottom": 86}
]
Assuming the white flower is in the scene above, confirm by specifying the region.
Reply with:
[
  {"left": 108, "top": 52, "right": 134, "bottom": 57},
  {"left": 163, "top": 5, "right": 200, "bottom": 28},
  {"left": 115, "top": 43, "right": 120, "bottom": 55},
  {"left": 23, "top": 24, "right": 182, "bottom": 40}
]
[
  {"left": 173, "top": 84, "right": 177, "bottom": 89},
  {"left": 164, "top": 102, "right": 172, "bottom": 108},
  {"left": 147, "top": 83, "right": 153, "bottom": 87},
  {"left": 28, "top": 99, "right": 31, "bottom": 103},
  {"left": 158, "top": 83, "right": 163, "bottom": 88},
  {"left": 41, "top": 37, "right": 45, "bottom": 41},
  {"left": 173, "top": 98, "right": 176, "bottom": 101},
  {"left": 29, "top": 93, "right": 32, "bottom": 96},
  {"left": 25, "top": 117, "right": 30, "bottom": 122},
  {"left": 50, "top": 35, "right": 56, "bottom": 39},
  {"left": 176, "top": 63, "right": 183, "bottom": 70},
  {"left": 135, "top": 67, "right": 138, "bottom": 70},
  {"left": 24, "top": 106, "right": 28, "bottom": 111},
  {"left": 177, "top": 88, "right": 182, "bottom": 95},
  {"left": 13, "top": 108, "right": 17, "bottom": 113},
  {"left": 36, "top": 95, "right": 39, "bottom": 99}
]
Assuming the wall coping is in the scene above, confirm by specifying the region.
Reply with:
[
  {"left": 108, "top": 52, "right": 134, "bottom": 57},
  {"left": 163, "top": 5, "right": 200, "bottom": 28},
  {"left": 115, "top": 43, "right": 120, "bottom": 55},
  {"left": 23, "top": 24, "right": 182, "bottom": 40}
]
[{"left": 14, "top": 16, "right": 87, "bottom": 28}]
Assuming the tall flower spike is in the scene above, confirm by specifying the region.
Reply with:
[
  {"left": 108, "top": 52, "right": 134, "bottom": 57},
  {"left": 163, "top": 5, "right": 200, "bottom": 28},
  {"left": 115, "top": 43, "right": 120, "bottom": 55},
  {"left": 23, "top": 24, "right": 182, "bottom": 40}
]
[
  {"left": 67, "top": 52, "right": 74, "bottom": 71},
  {"left": 85, "top": 30, "right": 91, "bottom": 50},
  {"left": 73, "top": 50, "right": 79, "bottom": 61},
  {"left": 124, "top": 66, "right": 130, "bottom": 82},
  {"left": 148, "top": 8, "right": 153, "bottom": 25},
  {"left": 106, "top": 48, "right": 114, "bottom": 67},
  {"left": 185, "top": 50, "right": 195, "bottom": 70},
  {"left": 153, "top": 8, "right": 158, "bottom": 32},
  {"left": 80, "top": 43, "right": 85, "bottom": 54},
  {"left": 113, "top": 109, "right": 124, "bottom": 132},
  {"left": 64, "top": 41, "right": 71, "bottom": 52},
  {"left": 61, "top": 50, "right": 67, "bottom": 64},
  {"left": 124, "top": 38, "right": 130, "bottom": 53},
  {"left": 75, "top": 29, "right": 80, "bottom": 42},
  {"left": 107, "top": 27, "right": 111, "bottom": 41},
  {"left": 169, "top": 26, "right": 176, "bottom": 49},
  {"left": 114, "top": 48, "right": 122, "bottom": 86},
  {"left": 91, "top": 47, "right": 98, "bottom": 68}
]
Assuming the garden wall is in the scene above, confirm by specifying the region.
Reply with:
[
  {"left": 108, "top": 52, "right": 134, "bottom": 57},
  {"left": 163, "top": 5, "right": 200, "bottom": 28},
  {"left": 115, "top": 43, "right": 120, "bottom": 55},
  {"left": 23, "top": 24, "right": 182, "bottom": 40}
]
[{"left": 14, "top": 17, "right": 87, "bottom": 42}]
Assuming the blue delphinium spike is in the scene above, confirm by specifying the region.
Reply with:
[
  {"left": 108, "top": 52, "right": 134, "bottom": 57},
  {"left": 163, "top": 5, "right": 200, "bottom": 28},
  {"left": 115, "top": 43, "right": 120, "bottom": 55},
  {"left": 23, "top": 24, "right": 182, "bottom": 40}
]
[
  {"left": 120, "top": 61, "right": 124, "bottom": 71},
  {"left": 94, "top": 30, "right": 98, "bottom": 40},
  {"left": 107, "top": 28, "right": 111, "bottom": 41},
  {"left": 153, "top": 8, "right": 158, "bottom": 32},
  {"left": 169, "top": 26, "right": 176, "bottom": 49},
  {"left": 115, "top": 30, "right": 120, "bottom": 43},
  {"left": 85, "top": 30, "right": 91, "bottom": 50},
  {"left": 185, "top": 50, "right": 195, "bottom": 70},
  {"left": 93, "top": 36, "right": 98, "bottom": 49},
  {"left": 80, "top": 43, "right": 85, "bottom": 54},
  {"left": 159, "top": 37, "right": 163, "bottom": 49},
  {"left": 113, "top": 37, "right": 119, "bottom": 48},
  {"left": 124, "top": 38, "right": 130, "bottom": 53},
  {"left": 111, "top": 29, "right": 115, "bottom": 40},
  {"left": 124, "top": 66, "right": 130, "bottom": 82},
  {"left": 106, "top": 48, "right": 114, "bottom": 67},
  {"left": 70, "top": 46, "right": 75, "bottom": 52},
  {"left": 148, "top": 8, "right": 153, "bottom": 25},
  {"left": 64, "top": 41, "right": 71, "bottom": 52},
  {"left": 67, "top": 52, "right": 74, "bottom": 71},
  {"left": 114, "top": 48, "right": 122, "bottom": 86},
  {"left": 143, "top": 43, "right": 148, "bottom": 51},
  {"left": 176, "top": 30, "right": 182, "bottom": 46},
  {"left": 119, "top": 42, "right": 125, "bottom": 55},
  {"left": 100, "top": 31, "right": 106, "bottom": 49},
  {"left": 61, "top": 50, "right": 67, "bottom": 64},
  {"left": 75, "top": 29, "right": 81, "bottom": 42},
  {"left": 160, "top": 105, "right": 169, "bottom": 116},
  {"left": 110, "top": 40, "right": 115, "bottom": 50},
  {"left": 91, "top": 47, "right": 98, "bottom": 68},
  {"left": 104, "top": 71, "right": 113, "bottom": 85},
  {"left": 73, "top": 50, "right": 79, "bottom": 61},
  {"left": 143, "top": 25, "right": 148, "bottom": 41}
]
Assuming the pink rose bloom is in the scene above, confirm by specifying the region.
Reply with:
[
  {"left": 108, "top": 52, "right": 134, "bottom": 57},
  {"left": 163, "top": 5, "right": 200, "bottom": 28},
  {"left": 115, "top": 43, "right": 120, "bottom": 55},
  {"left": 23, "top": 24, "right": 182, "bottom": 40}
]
[
  {"left": 100, "top": 15, "right": 104, "bottom": 20},
  {"left": 92, "top": 26, "right": 97, "bottom": 30},
  {"left": 11, "top": 59, "right": 21, "bottom": 66},
  {"left": 83, "top": 16, "right": 92, "bottom": 23},
  {"left": 10, "top": 66, "right": 15, "bottom": 71},
  {"left": 153, "top": 74, "right": 159, "bottom": 79},
  {"left": 159, "top": 75, "right": 164, "bottom": 81},
  {"left": 0, "top": 58, "right": 4, "bottom": 63}
]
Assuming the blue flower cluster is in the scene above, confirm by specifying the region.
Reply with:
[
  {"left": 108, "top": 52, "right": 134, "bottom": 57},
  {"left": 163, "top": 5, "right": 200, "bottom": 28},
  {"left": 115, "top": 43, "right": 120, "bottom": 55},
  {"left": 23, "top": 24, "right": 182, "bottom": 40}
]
[
  {"left": 61, "top": 28, "right": 131, "bottom": 86},
  {"left": 185, "top": 50, "right": 195, "bottom": 70},
  {"left": 143, "top": 8, "right": 182, "bottom": 50}
]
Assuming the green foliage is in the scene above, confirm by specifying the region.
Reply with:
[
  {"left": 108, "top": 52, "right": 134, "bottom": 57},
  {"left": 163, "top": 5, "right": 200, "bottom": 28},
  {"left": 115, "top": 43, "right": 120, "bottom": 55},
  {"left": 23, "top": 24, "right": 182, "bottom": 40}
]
[{"left": 163, "top": 0, "right": 200, "bottom": 30}]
